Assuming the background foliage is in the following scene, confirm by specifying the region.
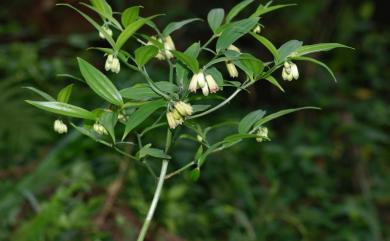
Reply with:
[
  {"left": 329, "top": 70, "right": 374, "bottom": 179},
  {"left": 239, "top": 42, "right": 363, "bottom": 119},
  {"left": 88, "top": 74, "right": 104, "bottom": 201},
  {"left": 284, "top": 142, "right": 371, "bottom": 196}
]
[{"left": 0, "top": 0, "right": 389, "bottom": 240}]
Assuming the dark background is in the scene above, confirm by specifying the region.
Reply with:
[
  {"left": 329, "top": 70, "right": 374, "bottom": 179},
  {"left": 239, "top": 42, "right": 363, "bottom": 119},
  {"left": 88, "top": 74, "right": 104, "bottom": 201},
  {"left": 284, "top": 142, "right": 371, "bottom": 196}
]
[{"left": 0, "top": 0, "right": 389, "bottom": 241}]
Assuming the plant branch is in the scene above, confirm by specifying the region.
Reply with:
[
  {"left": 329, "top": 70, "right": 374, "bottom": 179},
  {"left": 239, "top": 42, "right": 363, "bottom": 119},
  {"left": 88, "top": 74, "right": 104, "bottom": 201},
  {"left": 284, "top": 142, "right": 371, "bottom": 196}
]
[{"left": 165, "top": 161, "right": 195, "bottom": 180}]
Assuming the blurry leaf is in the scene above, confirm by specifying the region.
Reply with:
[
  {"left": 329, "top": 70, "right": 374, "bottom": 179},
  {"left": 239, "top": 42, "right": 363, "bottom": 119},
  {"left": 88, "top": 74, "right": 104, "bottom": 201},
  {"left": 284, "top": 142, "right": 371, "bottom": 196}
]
[
  {"left": 99, "top": 111, "right": 118, "bottom": 142},
  {"left": 121, "top": 6, "right": 141, "bottom": 27},
  {"left": 265, "top": 75, "right": 285, "bottom": 92},
  {"left": 57, "top": 84, "right": 74, "bottom": 103},
  {"left": 251, "top": 3, "right": 296, "bottom": 17},
  {"left": 239, "top": 109, "right": 266, "bottom": 134},
  {"left": 190, "top": 167, "right": 201, "bottom": 182},
  {"left": 185, "top": 42, "right": 201, "bottom": 58},
  {"left": 192, "top": 105, "right": 211, "bottom": 113},
  {"left": 216, "top": 18, "right": 259, "bottom": 52},
  {"left": 277, "top": 40, "right": 303, "bottom": 64},
  {"left": 294, "top": 56, "right": 338, "bottom": 82},
  {"left": 223, "top": 133, "right": 258, "bottom": 143},
  {"left": 237, "top": 53, "right": 264, "bottom": 78},
  {"left": 296, "top": 43, "right": 353, "bottom": 56},
  {"left": 116, "top": 16, "right": 158, "bottom": 50},
  {"left": 90, "top": 0, "right": 112, "bottom": 16},
  {"left": 250, "top": 33, "right": 280, "bottom": 61},
  {"left": 80, "top": 3, "right": 122, "bottom": 30},
  {"left": 162, "top": 18, "right": 202, "bottom": 36},
  {"left": 171, "top": 50, "right": 199, "bottom": 73},
  {"left": 207, "top": 8, "right": 225, "bottom": 33},
  {"left": 135, "top": 45, "right": 159, "bottom": 67},
  {"left": 72, "top": 123, "right": 111, "bottom": 146},
  {"left": 26, "top": 101, "right": 97, "bottom": 120},
  {"left": 77, "top": 58, "right": 124, "bottom": 106},
  {"left": 58, "top": 4, "right": 116, "bottom": 47},
  {"left": 139, "top": 144, "right": 171, "bottom": 159},
  {"left": 23, "top": 87, "right": 56, "bottom": 101},
  {"left": 122, "top": 99, "right": 166, "bottom": 140},
  {"left": 255, "top": 107, "right": 320, "bottom": 127},
  {"left": 120, "top": 82, "right": 178, "bottom": 101},
  {"left": 225, "top": 0, "right": 254, "bottom": 23}
]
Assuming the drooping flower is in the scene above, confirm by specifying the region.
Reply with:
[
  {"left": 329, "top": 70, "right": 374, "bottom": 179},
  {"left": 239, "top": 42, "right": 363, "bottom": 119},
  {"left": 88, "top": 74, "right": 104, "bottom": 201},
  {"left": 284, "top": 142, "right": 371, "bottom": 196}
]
[
  {"left": 256, "top": 127, "right": 270, "bottom": 143},
  {"left": 93, "top": 123, "right": 108, "bottom": 135},
  {"left": 188, "top": 72, "right": 206, "bottom": 93},
  {"left": 201, "top": 83, "right": 210, "bottom": 96},
  {"left": 205, "top": 74, "right": 219, "bottom": 93},
  {"left": 282, "top": 61, "right": 299, "bottom": 81},
  {"left": 226, "top": 61, "right": 239, "bottom": 78},
  {"left": 175, "top": 101, "right": 193, "bottom": 116},
  {"left": 166, "top": 101, "right": 194, "bottom": 129},
  {"left": 53, "top": 119, "right": 68, "bottom": 134},
  {"left": 147, "top": 36, "right": 176, "bottom": 60},
  {"left": 253, "top": 25, "right": 261, "bottom": 34},
  {"left": 105, "top": 54, "right": 121, "bottom": 74}
]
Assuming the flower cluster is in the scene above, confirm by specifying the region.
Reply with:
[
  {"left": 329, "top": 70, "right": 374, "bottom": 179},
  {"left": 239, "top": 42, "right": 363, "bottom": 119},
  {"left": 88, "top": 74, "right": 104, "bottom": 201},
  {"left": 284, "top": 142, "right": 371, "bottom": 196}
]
[
  {"left": 53, "top": 119, "right": 68, "bottom": 134},
  {"left": 282, "top": 61, "right": 299, "bottom": 81},
  {"left": 189, "top": 72, "right": 219, "bottom": 96},
  {"left": 148, "top": 36, "right": 176, "bottom": 60},
  {"left": 166, "top": 101, "right": 193, "bottom": 129},
  {"left": 99, "top": 25, "right": 113, "bottom": 39},
  {"left": 105, "top": 54, "right": 120, "bottom": 74},
  {"left": 93, "top": 122, "right": 108, "bottom": 135},
  {"left": 256, "top": 127, "right": 270, "bottom": 143}
]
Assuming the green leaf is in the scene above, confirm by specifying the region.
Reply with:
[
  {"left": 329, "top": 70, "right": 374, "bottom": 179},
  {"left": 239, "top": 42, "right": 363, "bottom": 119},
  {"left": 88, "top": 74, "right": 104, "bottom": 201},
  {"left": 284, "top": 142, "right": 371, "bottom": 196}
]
[
  {"left": 58, "top": 4, "right": 116, "bottom": 48},
  {"left": 223, "top": 133, "right": 259, "bottom": 143},
  {"left": 225, "top": 0, "right": 254, "bottom": 23},
  {"left": 116, "top": 16, "right": 157, "bottom": 50},
  {"left": 237, "top": 53, "right": 264, "bottom": 78},
  {"left": 293, "top": 56, "right": 339, "bottom": 82},
  {"left": 23, "top": 87, "right": 56, "bottom": 101},
  {"left": 207, "top": 8, "right": 225, "bottom": 33},
  {"left": 264, "top": 75, "right": 285, "bottom": 92},
  {"left": 90, "top": 0, "right": 112, "bottom": 16},
  {"left": 250, "top": 33, "right": 280, "bottom": 61},
  {"left": 77, "top": 58, "right": 123, "bottom": 106},
  {"left": 139, "top": 144, "right": 171, "bottom": 159},
  {"left": 216, "top": 18, "right": 259, "bottom": 52},
  {"left": 57, "top": 84, "right": 74, "bottom": 103},
  {"left": 162, "top": 18, "right": 202, "bottom": 36},
  {"left": 122, "top": 99, "right": 166, "bottom": 140},
  {"left": 251, "top": 3, "right": 296, "bottom": 17},
  {"left": 99, "top": 111, "right": 118, "bottom": 142},
  {"left": 239, "top": 109, "right": 266, "bottom": 134},
  {"left": 26, "top": 101, "right": 97, "bottom": 120},
  {"left": 80, "top": 3, "right": 122, "bottom": 30},
  {"left": 71, "top": 123, "right": 111, "bottom": 146},
  {"left": 192, "top": 105, "right": 211, "bottom": 113},
  {"left": 120, "top": 82, "right": 178, "bottom": 101},
  {"left": 277, "top": 40, "right": 303, "bottom": 64},
  {"left": 121, "top": 6, "right": 141, "bottom": 27},
  {"left": 171, "top": 50, "right": 199, "bottom": 73},
  {"left": 185, "top": 42, "right": 201, "bottom": 58},
  {"left": 296, "top": 43, "right": 353, "bottom": 56},
  {"left": 255, "top": 107, "right": 320, "bottom": 127},
  {"left": 190, "top": 167, "right": 201, "bottom": 182},
  {"left": 135, "top": 45, "right": 159, "bottom": 67}
]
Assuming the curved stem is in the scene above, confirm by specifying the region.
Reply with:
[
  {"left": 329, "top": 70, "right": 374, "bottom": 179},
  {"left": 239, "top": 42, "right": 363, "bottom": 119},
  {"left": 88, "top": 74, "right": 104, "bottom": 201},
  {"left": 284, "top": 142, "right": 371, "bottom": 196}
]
[
  {"left": 136, "top": 160, "right": 169, "bottom": 241},
  {"left": 187, "top": 88, "right": 242, "bottom": 120},
  {"left": 165, "top": 161, "right": 195, "bottom": 180}
]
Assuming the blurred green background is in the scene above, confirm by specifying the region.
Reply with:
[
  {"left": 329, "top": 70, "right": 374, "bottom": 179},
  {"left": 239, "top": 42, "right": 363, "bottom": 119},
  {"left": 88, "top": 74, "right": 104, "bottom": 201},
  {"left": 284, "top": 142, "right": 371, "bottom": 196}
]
[{"left": 0, "top": 0, "right": 389, "bottom": 240}]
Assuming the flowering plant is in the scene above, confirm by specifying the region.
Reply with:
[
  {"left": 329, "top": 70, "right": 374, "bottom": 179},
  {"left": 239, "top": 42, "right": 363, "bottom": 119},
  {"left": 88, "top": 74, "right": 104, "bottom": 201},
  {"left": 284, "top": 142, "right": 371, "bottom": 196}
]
[{"left": 25, "top": 0, "right": 350, "bottom": 239}]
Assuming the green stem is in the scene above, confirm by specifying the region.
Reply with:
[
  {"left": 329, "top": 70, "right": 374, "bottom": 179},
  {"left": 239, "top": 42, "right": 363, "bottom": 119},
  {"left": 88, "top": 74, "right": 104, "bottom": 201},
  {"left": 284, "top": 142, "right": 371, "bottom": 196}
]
[
  {"left": 165, "top": 161, "right": 195, "bottom": 180},
  {"left": 187, "top": 88, "right": 242, "bottom": 120},
  {"left": 136, "top": 129, "right": 172, "bottom": 241}
]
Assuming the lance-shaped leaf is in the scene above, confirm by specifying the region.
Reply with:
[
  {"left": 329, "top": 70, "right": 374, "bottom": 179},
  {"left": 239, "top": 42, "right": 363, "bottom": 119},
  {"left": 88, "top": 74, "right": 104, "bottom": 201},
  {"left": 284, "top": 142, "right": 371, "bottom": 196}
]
[
  {"left": 293, "top": 56, "right": 339, "bottom": 82},
  {"left": 238, "top": 109, "right": 266, "bottom": 134},
  {"left": 216, "top": 17, "right": 259, "bottom": 52},
  {"left": 277, "top": 40, "right": 303, "bottom": 64},
  {"left": 171, "top": 50, "right": 199, "bottom": 73},
  {"left": 77, "top": 58, "right": 124, "bottom": 106},
  {"left": 250, "top": 33, "right": 280, "bottom": 62},
  {"left": 264, "top": 75, "right": 285, "bottom": 92},
  {"left": 251, "top": 3, "right": 296, "bottom": 17},
  {"left": 26, "top": 101, "right": 97, "bottom": 120},
  {"left": 121, "top": 6, "right": 141, "bottom": 27},
  {"left": 295, "top": 43, "right": 353, "bottom": 56},
  {"left": 254, "top": 107, "right": 320, "bottom": 128},
  {"left": 90, "top": 0, "right": 112, "bottom": 17},
  {"left": 162, "top": 18, "right": 202, "bottom": 36},
  {"left": 135, "top": 45, "right": 159, "bottom": 67},
  {"left": 23, "top": 86, "right": 56, "bottom": 101},
  {"left": 122, "top": 99, "right": 166, "bottom": 140},
  {"left": 99, "top": 111, "right": 118, "bottom": 142},
  {"left": 120, "top": 82, "right": 178, "bottom": 101},
  {"left": 237, "top": 53, "right": 264, "bottom": 78},
  {"left": 57, "top": 84, "right": 74, "bottom": 103},
  {"left": 80, "top": 3, "right": 122, "bottom": 30},
  {"left": 225, "top": 0, "right": 254, "bottom": 23},
  {"left": 207, "top": 8, "right": 225, "bottom": 33},
  {"left": 116, "top": 16, "right": 159, "bottom": 50}
]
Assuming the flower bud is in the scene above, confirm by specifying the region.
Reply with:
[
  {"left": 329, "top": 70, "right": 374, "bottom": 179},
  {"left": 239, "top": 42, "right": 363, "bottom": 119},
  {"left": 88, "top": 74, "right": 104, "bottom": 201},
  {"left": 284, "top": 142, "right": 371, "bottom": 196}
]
[
  {"left": 196, "top": 72, "right": 206, "bottom": 88},
  {"left": 99, "top": 26, "right": 113, "bottom": 39},
  {"left": 172, "top": 109, "right": 182, "bottom": 120},
  {"left": 111, "top": 57, "right": 121, "bottom": 74},
  {"left": 166, "top": 112, "right": 177, "bottom": 129},
  {"left": 163, "top": 36, "right": 176, "bottom": 59},
  {"left": 205, "top": 74, "right": 219, "bottom": 93},
  {"left": 201, "top": 82, "right": 210, "bottom": 96},
  {"left": 196, "top": 135, "right": 203, "bottom": 142},
  {"left": 175, "top": 101, "right": 193, "bottom": 116},
  {"left": 256, "top": 127, "right": 270, "bottom": 143},
  {"left": 53, "top": 119, "right": 68, "bottom": 134},
  {"left": 226, "top": 61, "right": 239, "bottom": 78},
  {"left": 228, "top": 45, "right": 241, "bottom": 53},
  {"left": 291, "top": 63, "right": 299, "bottom": 80},
  {"left": 189, "top": 73, "right": 199, "bottom": 92},
  {"left": 253, "top": 25, "right": 261, "bottom": 34},
  {"left": 93, "top": 123, "right": 108, "bottom": 135},
  {"left": 105, "top": 54, "right": 114, "bottom": 71}
]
